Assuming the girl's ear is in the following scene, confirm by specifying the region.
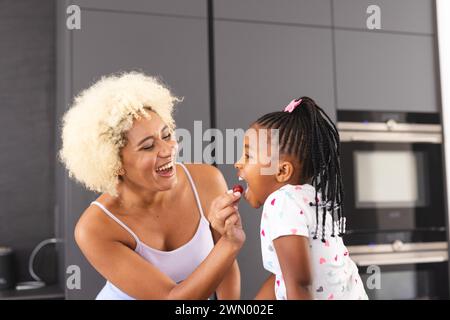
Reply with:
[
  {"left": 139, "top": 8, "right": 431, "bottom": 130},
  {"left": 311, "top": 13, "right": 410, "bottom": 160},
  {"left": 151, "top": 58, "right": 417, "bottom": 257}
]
[{"left": 275, "top": 161, "right": 294, "bottom": 183}]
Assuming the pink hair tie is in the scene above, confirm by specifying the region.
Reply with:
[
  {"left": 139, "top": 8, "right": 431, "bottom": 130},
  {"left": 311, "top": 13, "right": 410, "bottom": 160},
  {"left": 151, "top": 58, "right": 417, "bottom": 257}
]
[{"left": 284, "top": 98, "right": 302, "bottom": 113}]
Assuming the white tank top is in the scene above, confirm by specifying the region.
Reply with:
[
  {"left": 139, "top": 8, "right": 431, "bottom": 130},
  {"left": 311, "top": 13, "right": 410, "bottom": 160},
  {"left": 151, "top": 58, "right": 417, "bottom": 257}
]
[{"left": 93, "top": 163, "right": 215, "bottom": 300}]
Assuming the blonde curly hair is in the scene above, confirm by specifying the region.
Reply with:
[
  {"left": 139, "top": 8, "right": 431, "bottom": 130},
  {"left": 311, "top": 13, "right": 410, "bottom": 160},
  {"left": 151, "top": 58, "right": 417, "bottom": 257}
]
[{"left": 59, "top": 71, "right": 182, "bottom": 196}]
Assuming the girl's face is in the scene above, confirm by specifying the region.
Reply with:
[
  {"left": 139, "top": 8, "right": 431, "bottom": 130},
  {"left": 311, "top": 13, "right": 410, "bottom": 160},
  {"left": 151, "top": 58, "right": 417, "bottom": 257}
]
[
  {"left": 119, "top": 111, "right": 179, "bottom": 192},
  {"left": 234, "top": 125, "right": 281, "bottom": 208}
]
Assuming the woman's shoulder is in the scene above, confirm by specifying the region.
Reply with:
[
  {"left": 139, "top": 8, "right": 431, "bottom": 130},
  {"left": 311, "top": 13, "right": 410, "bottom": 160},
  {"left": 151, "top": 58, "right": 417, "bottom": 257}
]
[
  {"left": 181, "top": 163, "right": 227, "bottom": 190},
  {"left": 75, "top": 196, "right": 135, "bottom": 251},
  {"left": 179, "top": 163, "right": 228, "bottom": 218}
]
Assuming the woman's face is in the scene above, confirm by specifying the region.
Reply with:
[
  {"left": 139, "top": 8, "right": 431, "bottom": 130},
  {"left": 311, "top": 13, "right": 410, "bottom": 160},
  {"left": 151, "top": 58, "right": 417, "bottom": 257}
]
[
  {"left": 234, "top": 126, "right": 279, "bottom": 209},
  {"left": 119, "top": 111, "right": 178, "bottom": 192}
]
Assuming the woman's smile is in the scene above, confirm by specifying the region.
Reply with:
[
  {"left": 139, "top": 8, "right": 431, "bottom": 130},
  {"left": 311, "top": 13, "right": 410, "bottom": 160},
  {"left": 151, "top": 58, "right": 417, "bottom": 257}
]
[{"left": 155, "top": 160, "right": 176, "bottom": 178}]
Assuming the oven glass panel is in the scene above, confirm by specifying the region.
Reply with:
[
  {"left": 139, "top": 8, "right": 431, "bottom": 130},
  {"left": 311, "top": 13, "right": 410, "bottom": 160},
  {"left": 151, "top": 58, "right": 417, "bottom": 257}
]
[
  {"left": 354, "top": 150, "right": 427, "bottom": 209},
  {"left": 359, "top": 262, "right": 449, "bottom": 300}
]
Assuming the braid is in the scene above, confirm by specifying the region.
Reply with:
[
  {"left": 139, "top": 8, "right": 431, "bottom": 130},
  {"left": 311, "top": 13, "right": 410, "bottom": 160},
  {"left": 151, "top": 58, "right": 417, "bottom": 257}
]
[{"left": 254, "top": 96, "right": 346, "bottom": 240}]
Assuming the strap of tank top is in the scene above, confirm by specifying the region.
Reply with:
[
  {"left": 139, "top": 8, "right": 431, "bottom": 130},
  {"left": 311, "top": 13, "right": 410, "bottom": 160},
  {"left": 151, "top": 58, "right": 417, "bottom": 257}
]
[
  {"left": 177, "top": 162, "right": 206, "bottom": 218},
  {"left": 90, "top": 201, "right": 140, "bottom": 245}
]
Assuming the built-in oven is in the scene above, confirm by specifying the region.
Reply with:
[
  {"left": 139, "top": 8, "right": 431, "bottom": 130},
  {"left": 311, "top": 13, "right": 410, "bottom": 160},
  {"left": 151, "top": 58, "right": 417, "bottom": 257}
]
[{"left": 337, "top": 110, "right": 449, "bottom": 299}]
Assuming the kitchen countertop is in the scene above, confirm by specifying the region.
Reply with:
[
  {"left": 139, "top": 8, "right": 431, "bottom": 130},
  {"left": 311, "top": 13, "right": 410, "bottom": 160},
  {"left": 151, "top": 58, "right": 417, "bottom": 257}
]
[{"left": 0, "top": 284, "right": 64, "bottom": 300}]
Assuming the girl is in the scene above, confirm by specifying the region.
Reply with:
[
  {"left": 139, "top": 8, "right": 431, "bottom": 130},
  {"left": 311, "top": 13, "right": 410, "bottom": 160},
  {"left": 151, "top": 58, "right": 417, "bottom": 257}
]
[{"left": 234, "top": 96, "right": 368, "bottom": 300}]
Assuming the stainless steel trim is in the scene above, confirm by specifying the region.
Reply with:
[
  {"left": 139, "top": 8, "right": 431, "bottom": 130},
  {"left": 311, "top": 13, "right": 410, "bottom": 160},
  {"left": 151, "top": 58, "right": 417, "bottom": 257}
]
[
  {"left": 337, "top": 122, "right": 442, "bottom": 133},
  {"left": 347, "top": 241, "right": 448, "bottom": 255},
  {"left": 0, "top": 246, "right": 13, "bottom": 255},
  {"left": 339, "top": 131, "right": 442, "bottom": 143},
  {"left": 351, "top": 250, "right": 448, "bottom": 267}
]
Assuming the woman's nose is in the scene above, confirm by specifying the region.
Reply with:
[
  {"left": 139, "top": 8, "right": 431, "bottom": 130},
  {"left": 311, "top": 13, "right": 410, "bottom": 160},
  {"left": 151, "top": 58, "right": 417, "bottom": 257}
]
[{"left": 160, "top": 140, "right": 177, "bottom": 158}]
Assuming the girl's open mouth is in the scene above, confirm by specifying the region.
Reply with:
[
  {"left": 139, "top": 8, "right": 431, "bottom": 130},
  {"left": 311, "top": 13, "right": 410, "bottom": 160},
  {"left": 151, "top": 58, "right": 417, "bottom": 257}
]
[{"left": 238, "top": 176, "right": 249, "bottom": 198}]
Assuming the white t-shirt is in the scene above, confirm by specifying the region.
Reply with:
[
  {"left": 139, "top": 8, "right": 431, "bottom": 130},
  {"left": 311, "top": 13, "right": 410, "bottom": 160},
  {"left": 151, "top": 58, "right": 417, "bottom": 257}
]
[{"left": 260, "top": 184, "right": 368, "bottom": 300}]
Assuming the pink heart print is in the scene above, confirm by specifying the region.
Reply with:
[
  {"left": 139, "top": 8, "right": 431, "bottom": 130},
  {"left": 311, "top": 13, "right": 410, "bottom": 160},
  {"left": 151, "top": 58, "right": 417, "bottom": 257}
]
[
  {"left": 261, "top": 229, "right": 265, "bottom": 237},
  {"left": 299, "top": 210, "right": 304, "bottom": 215},
  {"left": 319, "top": 258, "right": 326, "bottom": 264},
  {"left": 291, "top": 228, "right": 298, "bottom": 234},
  {"left": 271, "top": 198, "right": 276, "bottom": 206},
  {"left": 328, "top": 293, "right": 334, "bottom": 300},
  {"left": 276, "top": 280, "right": 280, "bottom": 287},
  {"left": 324, "top": 240, "right": 330, "bottom": 247}
]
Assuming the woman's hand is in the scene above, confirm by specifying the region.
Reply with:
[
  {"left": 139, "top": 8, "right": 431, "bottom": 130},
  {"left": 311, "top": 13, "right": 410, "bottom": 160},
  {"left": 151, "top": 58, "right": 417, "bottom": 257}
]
[
  {"left": 209, "top": 190, "right": 245, "bottom": 245},
  {"left": 209, "top": 190, "right": 241, "bottom": 235},
  {"left": 222, "top": 206, "right": 246, "bottom": 248}
]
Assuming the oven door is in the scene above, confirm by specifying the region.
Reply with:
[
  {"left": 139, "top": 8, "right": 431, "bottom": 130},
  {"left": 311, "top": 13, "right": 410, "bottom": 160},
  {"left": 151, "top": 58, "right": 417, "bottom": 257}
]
[
  {"left": 349, "top": 244, "right": 449, "bottom": 299},
  {"left": 340, "top": 141, "right": 445, "bottom": 234}
]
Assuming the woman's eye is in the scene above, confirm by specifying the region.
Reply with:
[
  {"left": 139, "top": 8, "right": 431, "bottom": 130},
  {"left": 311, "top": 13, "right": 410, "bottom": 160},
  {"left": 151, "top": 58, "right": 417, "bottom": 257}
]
[
  {"left": 143, "top": 145, "right": 154, "bottom": 150},
  {"left": 163, "top": 133, "right": 172, "bottom": 140}
]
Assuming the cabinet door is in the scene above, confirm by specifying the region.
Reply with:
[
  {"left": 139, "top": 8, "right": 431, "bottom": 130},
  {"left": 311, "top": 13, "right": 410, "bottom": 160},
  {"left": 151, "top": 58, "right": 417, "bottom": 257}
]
[
  {"left": 0, "top": 0, "right": 55, "bottom": 284},
  {"left": 335, "top": 30, "right": 438, "bottom": 112},
  {"left": 333, "top": 0, "right": 435, "bottom": 34},
  {"left": 214, "top": 0, "right": 332, "bottom": 27},
  {"left": 214, "top": 20, "right": 335, "bottom": 299},
  {"left": 59, "top": 5, "right": 209, "bottom": 299}
]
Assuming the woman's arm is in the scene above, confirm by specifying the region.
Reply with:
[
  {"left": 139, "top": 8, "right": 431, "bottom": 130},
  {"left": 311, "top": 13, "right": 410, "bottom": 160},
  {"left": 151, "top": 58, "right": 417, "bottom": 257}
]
[
  {"left": 255, "top": 274, "right": 276, "bottom": 300},
  {"left": 189, "top": 164, "right": 242, "bottom": 300},
  {"left": 272, "top": 235, "right": 313, "bottom": 300},
  {"left": 211, "top": 228, "right": 241, "bottom": 299},
  {"left": 75, "top": 204, "right": 245, "bottom": 300}
]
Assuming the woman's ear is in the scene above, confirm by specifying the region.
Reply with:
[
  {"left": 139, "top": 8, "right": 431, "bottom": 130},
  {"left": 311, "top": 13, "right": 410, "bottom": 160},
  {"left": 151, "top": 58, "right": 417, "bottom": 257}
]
[
  {"left": 275, "top": 161, "right": 294, "bottom": 183},
  {"left": 116, "top": 167, "right": 126, "bottom": 176}
]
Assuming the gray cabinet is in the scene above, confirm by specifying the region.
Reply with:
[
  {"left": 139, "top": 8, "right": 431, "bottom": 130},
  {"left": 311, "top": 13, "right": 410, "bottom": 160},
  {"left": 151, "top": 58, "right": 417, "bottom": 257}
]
[
  {"left": 334, "top": 30, "right": 438, "bottom": 112},
  {"left": 0, "top": 0, "right": 56, "bottom": 286},
  {"left": 214, "top": 0, "right": 332, "bottom": 27},
  {"left": 333, "top": 0, "right": 435, "bottom": 34},
  {"left": 214, "top": 20, "right": 335, "bottom": 299},
  {"left": 72, "top": 10, "right": 210, "bottom": 133},
  {"left": 215, "top": 22, "right": 336, "bottom": 125},
  {"left": 57, "top": 1, "right": 209, "bottom": 299}
]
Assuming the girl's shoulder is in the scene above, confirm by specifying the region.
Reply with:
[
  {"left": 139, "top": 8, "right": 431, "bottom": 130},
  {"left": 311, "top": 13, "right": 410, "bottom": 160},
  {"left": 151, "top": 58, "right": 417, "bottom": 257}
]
[
  {"left": 264, "top": 184, "right": 317, "bottom": 210},
  {"left": 279, "top": 183, "right": 315, "bottom": 193},
  {"left": 276, "top": 183, "right": 316, "bottom": 200}
]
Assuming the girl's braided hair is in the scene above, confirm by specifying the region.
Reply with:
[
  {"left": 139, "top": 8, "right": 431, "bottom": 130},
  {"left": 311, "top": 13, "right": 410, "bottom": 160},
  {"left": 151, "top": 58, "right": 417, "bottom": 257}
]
[{"left": 254, "top": 96, "right": 345, "bottom": 241}]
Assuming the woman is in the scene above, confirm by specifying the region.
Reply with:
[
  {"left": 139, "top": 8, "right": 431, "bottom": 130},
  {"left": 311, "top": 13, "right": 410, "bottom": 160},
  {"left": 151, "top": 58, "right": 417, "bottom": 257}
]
[{"left": 59, "top": 72, "right": 244, "bottom": 299}]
